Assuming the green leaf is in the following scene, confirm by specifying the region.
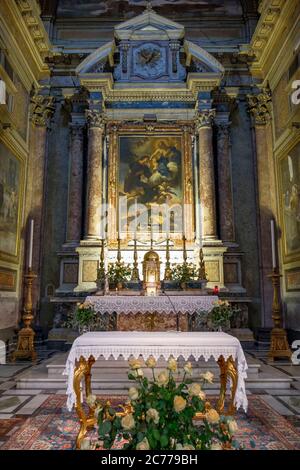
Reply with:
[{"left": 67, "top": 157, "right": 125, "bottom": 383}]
[
  {"left": 160, "top": 434, "right": 169, "bottom": 448},
  {"left": 98, "top": 419, "right": 112, "bottom": 438},
  {"left": 153, "top": 429, "right": 160, "bottom": 441}
]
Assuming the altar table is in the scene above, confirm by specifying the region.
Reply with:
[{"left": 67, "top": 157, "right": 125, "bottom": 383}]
[
  {"left": 64, "top": 331, "right": 248, "bottom": 448},
  {"left": 85, "top": 295, "right": 218, "bottom": 331}
]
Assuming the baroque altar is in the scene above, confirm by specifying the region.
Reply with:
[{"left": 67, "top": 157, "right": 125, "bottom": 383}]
[
  {"left": 52, "top": 4, "right": 250, "bottom": 334},
  {"left": 85, "top": 295, "right": 218, "bottom": 332}
]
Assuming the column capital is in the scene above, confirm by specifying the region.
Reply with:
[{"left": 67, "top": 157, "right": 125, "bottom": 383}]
[
  {"left": 194, "top": 109, "right": 216, "bottom": 130},
  {"left": 30, "top": 94, "right": 55, "bottom": 128},
  {"left": 85, "top": 110, "right": 106, "bottom": 130},
  {"left": 247, "top": 88, "right": 272, "bottom": 125}
]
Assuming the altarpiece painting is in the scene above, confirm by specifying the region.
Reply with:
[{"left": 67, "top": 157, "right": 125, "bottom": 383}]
[{"left": 107, "top": 124, "right": 194, "bottom": 244}]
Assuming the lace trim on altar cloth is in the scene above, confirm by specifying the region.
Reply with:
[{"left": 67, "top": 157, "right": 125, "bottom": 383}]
[
  {"left": 85, "top": 295, "right": 218, "bottom": 315},
  {"left": 63, "top": 335, "right": 248, "bottom": 413}
]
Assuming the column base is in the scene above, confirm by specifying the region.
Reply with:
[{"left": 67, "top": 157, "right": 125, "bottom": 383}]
[
  {"left": 202, "top": 242, "right": 228, "bottom": 290},
  {"left": 56, "top": 244, "right": 80, "bottom": 294},
  {"left": 223, "top": 246, "right": 247, "bottom": 294},
  {"left": 74, "top": 241, "right": 102, "bottom": 293}
]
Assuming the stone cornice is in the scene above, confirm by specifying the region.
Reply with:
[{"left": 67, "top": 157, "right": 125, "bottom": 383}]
[
  {"left": 247, "top": 88, "right": 272, "bottom": 125},
  {"left": 0, "top": 0, "right": 50, "bottom": 89},
  {"left": 79, "top": 73, "right": 221, "bottom": 105},
  {"left": 30, "top": 94, "right": 55, "bottom": 127},
  {"left": 250, "top": 0, "right": 298, "bottom": 84},
  {"left": 15, "top": 0, "right": 51, "bottom": 62}
]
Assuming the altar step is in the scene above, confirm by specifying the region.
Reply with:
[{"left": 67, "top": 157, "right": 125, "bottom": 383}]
[{"left": 15, "top": 353, "right": 293, "bottom": 392}]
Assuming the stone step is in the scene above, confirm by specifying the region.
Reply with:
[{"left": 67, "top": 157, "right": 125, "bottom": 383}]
[
  {"left": 46, "top": 363, "right": 261, "bottom": 379},
  {"left": 16, "top": 368, "right": 292, "bottom": 391}
]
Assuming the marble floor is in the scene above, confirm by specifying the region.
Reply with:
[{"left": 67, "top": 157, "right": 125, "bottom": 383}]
[{"left": 0, "top": 344, "right": 300, "bottom": 445}]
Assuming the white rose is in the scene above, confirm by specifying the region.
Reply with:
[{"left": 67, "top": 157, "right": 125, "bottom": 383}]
[
  {"left": 121, "top": 413, "right": 135, "bottom": 431},
  {"left": 86, "top": 394, "right": 97, "bottom": 407},
  {"left": 205, "top": 409, "right": 220, "bottom": 424},
  {"left": 168, "top": 358, "right": 178, "bottom": 372},
  {"left": 228, "top": 419, "right": 238, "bottom": 434},
  {"left": 157, "top": 370, "right": 169, "bottom": 386},
  {"left": 80, "top": 438, "right": 91, "bottom": 450},
  {"left": 199, "top": 390, "right": 206, "bottom": 400},
  {"left": 184, "top": 362, "right": 193, "bottom": 375},
  {"left": 188, "top": 383, "right": 202, "bottom": 397},
  {"left": 129, "top": 359, "right": 143, "bottom": 370},
  {"left": 136, "top": 437, "right": 150, "bottom": 450},
  {"left": 132, "top": 368, "right": 144, "bottom": 378},
  {"left": 128, "top": 387, "right": 139, "bottom": 401},
  {"left": 146, "top": 408, "right": 160, "bottom": 424},
  {"left": 201, "top": 371, "right": 214, "bottom": 384},
  {"left": 210, "top": 442, "right": 222, "bottom": 450},
  {"left": 146, "top": 357, "right": 157, "bottom": 368},
  {"left": 183, "top": 444, "right": 195, "bottom": 450},
  {"left": 174, "top": 395, "right": 187, "bottom": 413}
]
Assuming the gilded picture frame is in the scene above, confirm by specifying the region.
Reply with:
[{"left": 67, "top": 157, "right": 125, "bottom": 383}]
[
  {"left": 278, "top": 141, "right": 300, "bottom": 265},
  {"left": 107, "top": 122, "right": 195, "bottom": 246},
  {"left": 0, "top": 141, "right": 24, "bottom": 264}
]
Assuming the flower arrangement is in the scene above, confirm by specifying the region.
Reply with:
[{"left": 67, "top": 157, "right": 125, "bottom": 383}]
[
  {"left": 170, "top": 263, "right": 197, "bottom": 284},
  {"left": 196, "top": 300, "right": 240, "bottom": 331},
  {"left": 107, "top": 262, "right": 132, "bottom": 286},
  {"left": 94, "top": 358, "right": 239, "bottom": 450},
  {"left": 210, "top": 300, "right": 239, "bottom": 331},
  {"left": 63, "top": 301, "right": 96, "bottom": 332}
]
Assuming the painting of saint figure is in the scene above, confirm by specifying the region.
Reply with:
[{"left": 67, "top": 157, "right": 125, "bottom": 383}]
[
  {"left": 280, "top": 143, "right": 300, "bottom": 260},
  {"left": 0, "top": 143, "right": 22, "bottom": 260},
  {"left": 119, "top": 135, "right": 183, "bottom": 232}
]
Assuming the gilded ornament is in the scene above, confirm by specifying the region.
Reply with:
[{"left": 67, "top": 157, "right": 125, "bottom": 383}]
[{"left": 30, "top": 94, "right": 55, "bottom": 127}]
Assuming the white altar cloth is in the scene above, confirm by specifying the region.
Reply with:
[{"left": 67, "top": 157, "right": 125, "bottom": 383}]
[
  {"left": 85, "top": 295, "right": 218, "bottom": 315},
  {"left": 64, "top": 331, "right": 248, "bottom": 412}
]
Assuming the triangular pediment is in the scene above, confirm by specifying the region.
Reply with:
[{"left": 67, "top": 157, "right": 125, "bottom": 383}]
[{"left": 115, "top": 9, "right": 184, "bottom": 41}]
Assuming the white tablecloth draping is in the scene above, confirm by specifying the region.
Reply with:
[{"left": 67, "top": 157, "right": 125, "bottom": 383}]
[
  {"left": 63, "top": 331, "right": 248, "bottom": 413},
  {"left": 85, "top": 295, "right": 218, "bottom": 315}
]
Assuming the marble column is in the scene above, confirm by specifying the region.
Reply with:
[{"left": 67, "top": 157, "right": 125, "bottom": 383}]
[
  {"left": 216, "top": 122, "right": 235, "bottom": 243},
  {"left": 248, "top": 89, "right": 275, "bottom": 327},
  {"left": 85, "top": 110, "right": 105, "bottom": 240},
  {"left": 66, "top": 124, "right": 84, "bottom": 243},
  {"left": 27, "top": 93, "right": 55, "bottom": 309},
  {"left": 196, "top": 110, "right": 218, "bottom": 241}
]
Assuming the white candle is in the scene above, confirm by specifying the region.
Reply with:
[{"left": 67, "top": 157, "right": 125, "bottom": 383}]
[
  {"left": 28, "top": 219, "right": 34, "bottom": 270},
  {"left": 270, "top": 219, "right": 276, "bottom": 269}
]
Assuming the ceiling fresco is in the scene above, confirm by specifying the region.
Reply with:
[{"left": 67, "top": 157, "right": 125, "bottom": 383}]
[{"left": 57, "top": 0, "right": 244, "bottom": 19}]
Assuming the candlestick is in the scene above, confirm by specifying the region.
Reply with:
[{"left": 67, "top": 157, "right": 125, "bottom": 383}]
[
  {"left": 182, "top": 235, "right": 187, "bottom": 265},
  {"left": 164, "top": 237, "right": 172, "bottom": 281},
  {"left": 28, "top": 219, "right": 34, "bottom": 270},
  {"left": 117, "top": 236, "right": 122, "bottom": 264},
  {"left": 131, "top": 236, "right": 140, "bottom": 281},
  {"left": 267, "top": 268, "right": 292, "bottom": 361},
  {"left": 270, "top": 220, "right": 276, "bottom": 269},
  {"left": 11, "top": 268, "right": 37, "bottom": 362}
]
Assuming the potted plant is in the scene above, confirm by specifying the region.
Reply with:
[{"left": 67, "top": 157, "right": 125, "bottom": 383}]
[
  {"left": 170, "top": 263, "right": 197, "bottom": 290},
  {"left": 107, "top": 262, "right": 132, "bottom": 290},
  {"left": 209, "top": 300, "right": 240, "bottom": 331},
  {"left": 72, "top": 301, "right": 96, "bottom": 333},
  {"left": 92, "top": 358, "right": 240, "bottom": 450}
]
